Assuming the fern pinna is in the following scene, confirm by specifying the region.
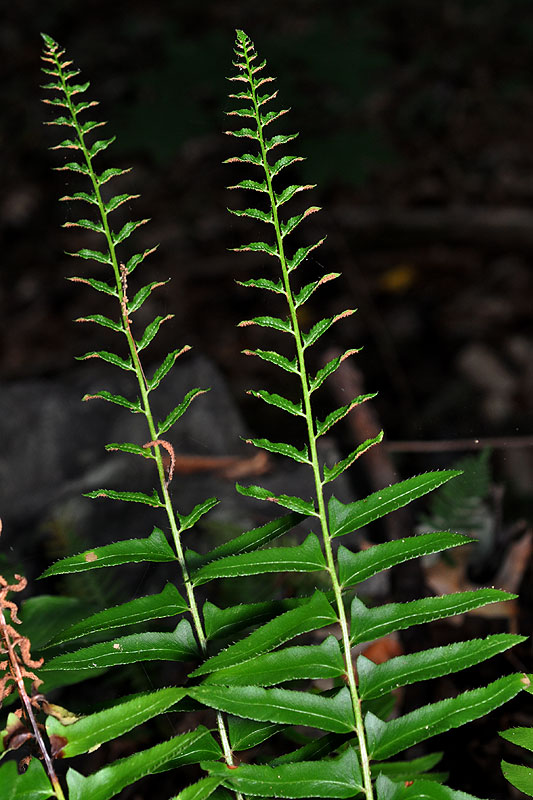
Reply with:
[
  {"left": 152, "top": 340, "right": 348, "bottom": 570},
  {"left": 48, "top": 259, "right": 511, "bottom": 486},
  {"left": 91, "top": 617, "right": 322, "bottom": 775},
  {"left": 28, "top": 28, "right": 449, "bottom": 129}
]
[{"left": 181, "top": 30, "right": 527, "bottom": 800}]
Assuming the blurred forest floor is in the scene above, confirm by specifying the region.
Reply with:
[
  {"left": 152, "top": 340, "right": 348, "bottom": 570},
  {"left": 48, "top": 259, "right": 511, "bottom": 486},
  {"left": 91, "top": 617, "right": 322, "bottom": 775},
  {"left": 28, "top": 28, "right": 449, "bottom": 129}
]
[{"left": 2, "top": 1, "right": 533, "bottom": 797}]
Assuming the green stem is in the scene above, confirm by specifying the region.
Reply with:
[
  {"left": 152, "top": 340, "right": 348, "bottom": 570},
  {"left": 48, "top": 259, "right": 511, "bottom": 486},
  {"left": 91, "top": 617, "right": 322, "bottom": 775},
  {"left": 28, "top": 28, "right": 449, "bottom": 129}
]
[
  {"left": 240, "top": 36, "right": 374, "bottom": 800},
  {"left": 51, "top": 43, "right": 241, "bottom": 795}
]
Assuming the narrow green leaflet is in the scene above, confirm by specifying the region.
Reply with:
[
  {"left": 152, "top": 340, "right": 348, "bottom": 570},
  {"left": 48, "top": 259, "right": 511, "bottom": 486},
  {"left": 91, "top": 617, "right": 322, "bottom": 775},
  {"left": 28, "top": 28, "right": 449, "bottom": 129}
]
[
  {"left": 190, "top": 684, "right": 355, "bottom": 733},
  {"left": 202, "top": 635, "right": 345, "bottom": 686},
  {"left": 158, "top": 388, "right": 209, "bottom": 435},
  {"left": 202, "top": 598, "right": 299, "bottom": 642},
  {"left": 367, "top": 673, "right": 526, "bottom": 760},
  {"left": 371, "top": 752, "right": 444, "bottom": 782},
  {"left": 40, "top": 619, "right": 198, "bottom": 671},
  {"left": 149, "top": 346, "right": 191, "bottom": 390},
  {"left": 358, "top": 634, "right": 526, "bottom": 699},
  {"left": 350, "top": 590, "right": 515, "bottom": 645},
  {"left": 376, "top": 775, "right": 490, "bottom": 800},
  {"left": 501, "top": 761, "right": 533, "bottom": 797},
  {"left": 178, "top": 497, "right": 219, "bottom": 533},
  {"left": 171, "top": 777, "right": 223, "bottom": 800},
  {"left": 338, "top": 531, "right": 472, "bottom": 589},
  {"left": 46, "top": 687, "right": 187, "bottom": 757},
  {"left": 77, "top": 349, "right": 132, "bottom": 371},
  {"left": 500, "top": 726, "right": 533, "bottom": 797},
  {"left": 239, "top": 314, "right": 291, "bottom": 333},
  {"left": 84, "top": 488, "right": 163, "bottom": 507},
  {"left": 248, "top": 389, "right": 304, "bottom": 417},
  {"left": 243, "top": 348, "right": 298, "bottom": 374},
  {"left": 136, "top": 313, "right": 173, "bottom": 351},
  {"left": 191, "top": 591, "right": 337, "bottom": 677},
  {"left": 329, "top": 470, "right": 462, "bottom": 538},
  {"left": 191, "top": 533, "right": 326, "bottom": 585},
  {"left": 67, "top": 727, "right": 221, "bottom": 800},
  {"left": 44, "top": 583, "right": 189, "bottom": 647},
  {"left": 500, "top": 725, "right": 533, "bottom": 751},
  {"left": 82, "top": 389, "right": 142, "bottom": 412},
  {"left": 203, "top": 747, "right": 362, "bottom": 799},
  {"left": 235, "top": 482, "right": 316, "bottom": 516},
  {"left": 194, "top": 512, "right": 306, "bottom": 566},
  {"left": 39, "top": 528, "right": 176, "bottom": 577},
  {"left": 0, "top": 759, "right": 55, "bottom": 800},
  {"left": 316, "top": 394, "right": 375, "bottom": 437},
  {"left": 245, "top": 437, "right": 310, "bottom": 464},
  {"left": 228, "top": 716, "right": 281, "bottom": 750},
  {"left": 323, "top": 433, "right": 384, "bottom": 483}
]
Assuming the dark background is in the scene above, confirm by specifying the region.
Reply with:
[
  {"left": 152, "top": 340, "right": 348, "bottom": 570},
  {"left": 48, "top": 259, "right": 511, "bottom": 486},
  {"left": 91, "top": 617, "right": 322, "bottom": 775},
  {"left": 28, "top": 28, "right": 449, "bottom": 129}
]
[{"left": 2, "top": 1, "right": 533, "bottom": 798}]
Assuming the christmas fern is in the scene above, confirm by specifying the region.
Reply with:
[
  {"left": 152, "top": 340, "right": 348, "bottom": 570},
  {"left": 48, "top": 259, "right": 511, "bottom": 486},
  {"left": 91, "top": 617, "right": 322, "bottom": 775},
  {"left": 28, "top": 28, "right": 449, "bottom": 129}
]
[{"left": 0, "top": 28, "right": 527, "bottom": 800}]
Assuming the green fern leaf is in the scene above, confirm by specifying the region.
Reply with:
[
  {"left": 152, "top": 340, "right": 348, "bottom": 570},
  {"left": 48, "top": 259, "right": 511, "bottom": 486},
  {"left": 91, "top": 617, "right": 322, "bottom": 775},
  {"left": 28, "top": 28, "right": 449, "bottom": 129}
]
[
  {"left": 76, "top": 349, "right": 133, "bottom": 371},
  {"left": 196, "top": 511, "right": 305, "bottom": 564},
  {"left": 202, "top": 635, "right": 345, "bottom": 686},
  {"left": 112, "top": 218, "right": 149, "bottom": 245},
  {"left": 105, "top": 442, "right": 153, "bottom": 457},
  {"left": 245, "top": 436, "right": 310, "bottom": 464},
  {"left": 67, "top": 275, "right": 117, "bottom": 295},
  {"left": 232, "top": 241, "right": 278, "bottom": 256},
  {"left": 227, "top": 206, "right": 273, "bottom": 223},
  {"left": 39, "top": 528, "right": 176, "bottom": 577},
  {"left": 97, "top": 166, "right": 132, "bottom": 185},
  {"left": 191, "top": 590, "right": 336, "bottom": 677},
  {"left": 191, "top": 533, "right": 325, "bottom": 585},
  {"left": 350, "top": 590, "right": 515, "bottom": 646},
  {"left": 46, "top": 687, "right": 187, "bottom": 757},
  {"left": 75, "top": 313, "right": 122, "bottom": 332},
  {"left": 323, "top": 432, "right": 384, "bottom": 483},
  {"left": 235, "top": 482, "right": 316, "bottom": 515},
  {"left": 157, "top": 388, "right": 208, "bottom": 435},
  {"left": 316, "top": 394, "right": 375, "bottom": 437},
  {"left": 242, "top": 348, "right": 298, "bottom": 373},
  {"left": 338, "top": 531, "right": 472, "bottom": 589},
  {"left": 60, "top": 190, "right": 98, "bottom": 204},
  {"left": 303, "top": 309, "right": 356, "bottom": 349},
  {"left": 172, "top": 776, "right": 223, "bottom": 800},
  {"left": 84, "top": 488, "right": 163, "bottom": 506},
  {"left": 125, "top": 245, "right": 159, "bottom": 273},
  {"left": 238, "top": 314, "right": 292, "bottom": 333},
  {"left": 310, "top": 348, "right": 359, "bottom": 392},
  {"left": 66, "top": 727, "right": 220, "bottom": 800},
  {"left": 281, "top": 208, "right": 321, "bottom": 237},
  {"left": 88, "top": 136, "right": 116, "bottom": 157},
  {"left": 45, "top": 583, "right": 189, "bottom": 648},
  {"left": 237, "top": 276, "right": 284, "bottom": 293},
  {"left": 228, "top": 717, "right": 281, "bottom": 751},
  {"left": 64, "top": 218, "right": 104, "bottom": 233},
  {"left": 177, "top": 497, "right": 219, "bottom": 533},
  {"left": 136, "top": 314, "right": 173, "bottom": 351},
  {"left": 0, "top": 759, "right": 53, "bottom": 799},
  {"left": 287, "top": 238, "right": 326, "bottom": 271},
  {"left": 204, "top": 747, "right": 362, "bottom": 799},
  {"left": 329, "top": 470, "right": 462, "bottom": 538},
  {"left": 359, "top": 634, "right": 526, "bottom": 701},
  {"left": 127, "top": 279, "right": 168, "bottom": 313},
  {"left": 68, "top": 247, "right": 111, "bottom": 264},
  {"left": 41, "top": 619, "right": 198, "bottom": 671},
  {"left": 104, "top": 192, "right": 140, "bottom": 212},
  {"left": 270, "top": 154, "right": 304, "bottom": 175},
  {"left": 191, "top": 684, "right": 355, "bottom": 734},
  {"left": 248, "top": 388, "right": 304, "bottom": 417},
  {"left": 82, "top": 390, "right": 142, "bottom": 412},
  {"left": 149, "top": 346, "right": 191, "bottom": 390},
  {"left": 367, "top": 674, "right": 526, "bottom": 761}
]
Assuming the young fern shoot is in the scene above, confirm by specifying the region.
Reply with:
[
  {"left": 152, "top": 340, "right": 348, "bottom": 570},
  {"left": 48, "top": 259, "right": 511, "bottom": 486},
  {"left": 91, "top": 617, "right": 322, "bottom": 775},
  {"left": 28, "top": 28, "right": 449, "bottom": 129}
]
[{"left": 185, "top": 29, "right": 528, "bottom": 800}]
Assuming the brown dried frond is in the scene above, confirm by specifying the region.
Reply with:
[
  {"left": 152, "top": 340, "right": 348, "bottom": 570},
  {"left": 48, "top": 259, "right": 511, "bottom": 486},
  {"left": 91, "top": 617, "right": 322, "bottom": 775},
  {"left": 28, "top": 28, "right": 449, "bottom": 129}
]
[{"left": 0, "top": 574, "right": 44, "bottom": 707}]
